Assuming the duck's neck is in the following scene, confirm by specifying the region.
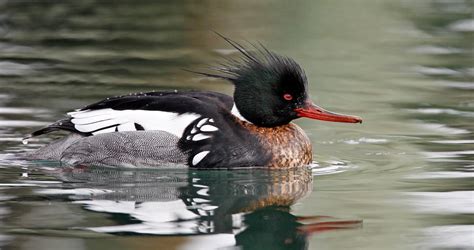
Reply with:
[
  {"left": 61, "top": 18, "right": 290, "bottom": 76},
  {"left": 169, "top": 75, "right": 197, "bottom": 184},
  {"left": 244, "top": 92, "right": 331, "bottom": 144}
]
[{"left": 237, "top": 120, "right": 313, "bottom": 169}]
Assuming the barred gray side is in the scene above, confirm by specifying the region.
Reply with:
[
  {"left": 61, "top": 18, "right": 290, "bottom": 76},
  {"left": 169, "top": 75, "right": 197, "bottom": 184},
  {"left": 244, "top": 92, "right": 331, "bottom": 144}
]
[
  {"left": 26, "top": 133, "right": 83, "bottom": 160},
  {"left": 29, "top": 131, "right": 187, "bottom": 168}
]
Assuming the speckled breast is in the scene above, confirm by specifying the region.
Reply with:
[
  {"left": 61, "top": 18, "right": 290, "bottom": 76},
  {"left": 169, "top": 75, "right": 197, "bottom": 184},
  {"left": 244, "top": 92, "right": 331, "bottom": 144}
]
[{"left": 240, "top": 122, "right": 313, "bottom": 169}]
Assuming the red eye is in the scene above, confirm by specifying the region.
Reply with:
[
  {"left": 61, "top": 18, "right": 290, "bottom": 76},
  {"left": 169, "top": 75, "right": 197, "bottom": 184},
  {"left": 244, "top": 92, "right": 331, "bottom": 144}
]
[{"left": 283, "top": 94, "right": 293, "bottom": 101}]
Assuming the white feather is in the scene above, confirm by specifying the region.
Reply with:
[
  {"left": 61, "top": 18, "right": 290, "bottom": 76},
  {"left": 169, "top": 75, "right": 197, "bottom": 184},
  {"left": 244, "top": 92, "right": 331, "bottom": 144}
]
[
  {"left": 192, "top": 134, "right": 211, "bottom": 141},
  {"left": 196, "top": 118, "right": 208, "bottom": 128},
  {"left": 231, "top": 104, "right": 251, "bottom": 123},
  {"left": 69, "top": 108, "right": 200, "bottom": 137},
  {"left": 71, "top": 114, "right": 116, "bottom": 125},
  {"left": 97, "top": 126, "right": 117, "bottom": 133},
  {"left": 69, "top": 109, "right": 114, "bottom": 118},
  {"left": 117, "top": 122, "right": 136, "bottom": 132},
  {"left": 75, "top": 118, "right": 125, "bottom": 132},
  {"left": 192, "top": 151, "right": 210, "bottom": 166},
  {"left": 200, "top": 125, "right": 218, "bottom": 132}
]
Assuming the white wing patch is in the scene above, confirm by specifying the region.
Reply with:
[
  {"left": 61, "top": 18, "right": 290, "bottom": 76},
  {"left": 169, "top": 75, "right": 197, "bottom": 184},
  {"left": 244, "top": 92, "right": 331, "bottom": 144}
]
[
  {"left": 184, "top": 117, "right": 218, "bottom": 142},
  {"left": 192, "top": 151, "right": 210, "bottom": 166},
  {"left": 68, "top": 108, "right": 200, "bottom": 137},
  {"left": 192, "top": 134, "right": 211, "bottom": 141},
  {"left": 200, "top": 125, "right": 218, "bottom": 132}
]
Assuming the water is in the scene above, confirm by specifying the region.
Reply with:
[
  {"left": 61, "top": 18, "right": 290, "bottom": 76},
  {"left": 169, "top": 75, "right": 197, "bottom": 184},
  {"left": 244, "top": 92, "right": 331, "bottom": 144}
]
[{"left": 0, "top": 0, "right": 472, "bottom": 249}]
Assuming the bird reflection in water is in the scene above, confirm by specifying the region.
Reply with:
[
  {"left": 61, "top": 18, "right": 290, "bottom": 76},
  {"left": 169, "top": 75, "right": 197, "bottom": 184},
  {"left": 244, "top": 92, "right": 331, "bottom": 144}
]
[{"left": 43, "top": 166, "right": 361, "bottom": 249}]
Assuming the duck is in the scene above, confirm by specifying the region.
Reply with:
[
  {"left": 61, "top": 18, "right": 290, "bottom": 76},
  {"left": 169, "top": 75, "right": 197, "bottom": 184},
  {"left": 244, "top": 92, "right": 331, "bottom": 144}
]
[{"left": 24, "top": 36, "right": 362, "bottom": 169}]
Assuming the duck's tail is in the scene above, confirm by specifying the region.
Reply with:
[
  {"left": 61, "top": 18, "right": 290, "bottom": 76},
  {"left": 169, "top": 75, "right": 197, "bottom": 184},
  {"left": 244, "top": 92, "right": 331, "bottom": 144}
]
[{"left": 23, "top": 118, "right": 86, "bottom": 144}]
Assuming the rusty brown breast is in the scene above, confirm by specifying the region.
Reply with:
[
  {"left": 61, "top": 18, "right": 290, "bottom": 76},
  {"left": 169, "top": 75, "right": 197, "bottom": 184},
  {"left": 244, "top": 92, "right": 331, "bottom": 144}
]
[{"left": 238, "top": 120, "right": 313, "bottom": 169}]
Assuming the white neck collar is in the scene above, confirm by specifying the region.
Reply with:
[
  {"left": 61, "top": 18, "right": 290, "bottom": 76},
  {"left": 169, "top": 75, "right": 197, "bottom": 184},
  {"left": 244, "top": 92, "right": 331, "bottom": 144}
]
[{"left": 231, "top": 103, "right": 252, "bottom": 123}]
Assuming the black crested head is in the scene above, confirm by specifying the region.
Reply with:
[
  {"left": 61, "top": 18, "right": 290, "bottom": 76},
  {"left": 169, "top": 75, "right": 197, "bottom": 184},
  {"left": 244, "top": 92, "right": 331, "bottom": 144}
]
[{"left": 196, "top": 35, "right": 309, "bottom": 127}]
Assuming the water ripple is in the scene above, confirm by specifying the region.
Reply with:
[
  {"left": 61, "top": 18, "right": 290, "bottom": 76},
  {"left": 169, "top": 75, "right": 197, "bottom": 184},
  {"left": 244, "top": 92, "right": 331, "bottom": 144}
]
[
  {"left": 412, "top": 65, "right": 460, "bottom": 76},
  {"left": 0, "top": 107, "right": 49, "bottom": 114},
  {"left": 0, "top": 61, "right": 35, "bottom": 76},
  {"left": 407, "top": 191, "right": 474, "bottom": 214},
  {"left": 422, "top": 225, "right": 474, "bottom": 249},
  {"left": 0, "top": 120, "right": 49, "bottom": 127},
  {"left": 438, "top": 81, "right": 474, "bottom": 90},
  {"left": 430, "top": 140, "right": 474, "bottom": 144},
  {"left": 409, "top": 45, "right": 463, "bottom": 55},
  {"left": 310, "top": 160, "right": 356, "bottom": 176},
  {"left": 417, "top": 123, "right": 470, "bottom": 135},
  {"left": 343, "top": 137, "right": 389, "bottom": 145},
  {"left": 406, "top": 171, "right": 474, "bottom": 179},
  {"left": 421, "top": 150, "right": 474, "bottom": 159},
  {"left": 407, "top": 108, "right": 474, "bottom": 117},
  {"left": 448, "top": 19, "right": 474, "bottom": 32}
]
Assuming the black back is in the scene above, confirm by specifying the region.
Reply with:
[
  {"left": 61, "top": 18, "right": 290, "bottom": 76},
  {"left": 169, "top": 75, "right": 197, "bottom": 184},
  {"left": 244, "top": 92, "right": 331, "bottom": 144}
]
[{"left": 28, "top": 90, "right": 234, "bottom": 137}]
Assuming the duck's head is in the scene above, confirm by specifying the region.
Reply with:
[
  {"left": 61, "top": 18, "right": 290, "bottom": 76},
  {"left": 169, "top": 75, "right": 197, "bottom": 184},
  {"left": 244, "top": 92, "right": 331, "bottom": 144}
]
[{"left": 200, "top": 36, "right": 362, "bottom": 127}]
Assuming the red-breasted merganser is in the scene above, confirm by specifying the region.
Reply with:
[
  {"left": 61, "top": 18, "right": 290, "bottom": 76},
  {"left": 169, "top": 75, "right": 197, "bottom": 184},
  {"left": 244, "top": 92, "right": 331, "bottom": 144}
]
[{"left": 25, "top": 37, "right": 362, "bottom": 169}]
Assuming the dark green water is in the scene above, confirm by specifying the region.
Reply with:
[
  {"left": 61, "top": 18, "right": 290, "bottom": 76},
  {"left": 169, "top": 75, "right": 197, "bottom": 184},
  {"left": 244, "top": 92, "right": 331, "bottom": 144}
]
[{"left": 0, "top": 1, "right": 472, "bottom": 249}]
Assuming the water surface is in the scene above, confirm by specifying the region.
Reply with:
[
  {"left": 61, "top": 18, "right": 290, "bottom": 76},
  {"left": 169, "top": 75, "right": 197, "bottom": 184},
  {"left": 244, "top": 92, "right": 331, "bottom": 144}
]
[{"left": 0, "top": 0, "right": 472, "bottom": 249}]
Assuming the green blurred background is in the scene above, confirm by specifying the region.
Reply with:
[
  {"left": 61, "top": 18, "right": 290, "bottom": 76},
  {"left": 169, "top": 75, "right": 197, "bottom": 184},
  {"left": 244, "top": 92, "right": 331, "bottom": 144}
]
[{"left": 0, "top": 0, "right": 472, "bottom": 249}]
